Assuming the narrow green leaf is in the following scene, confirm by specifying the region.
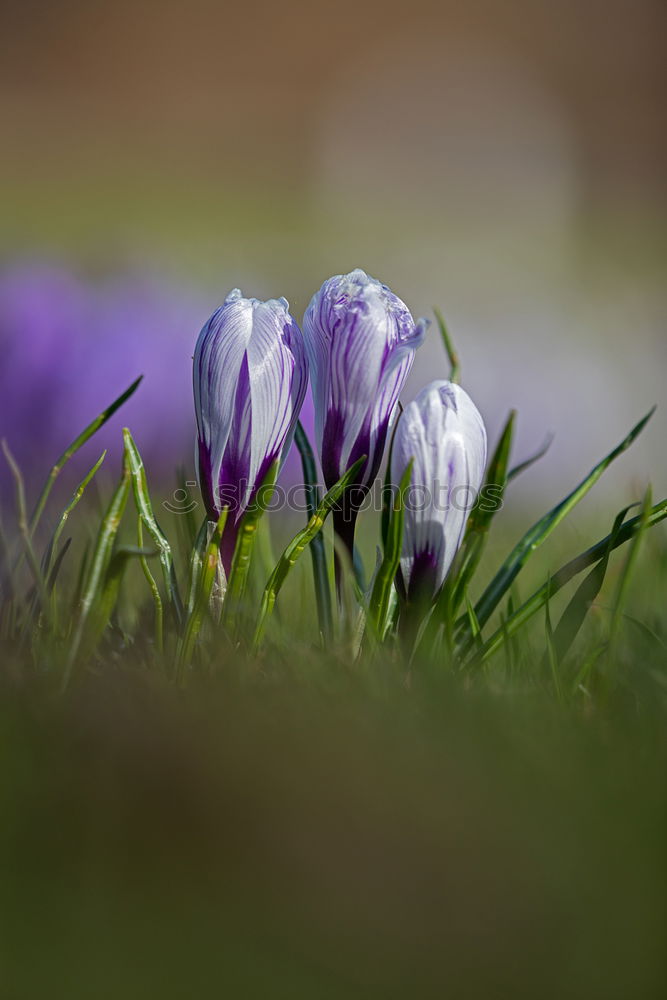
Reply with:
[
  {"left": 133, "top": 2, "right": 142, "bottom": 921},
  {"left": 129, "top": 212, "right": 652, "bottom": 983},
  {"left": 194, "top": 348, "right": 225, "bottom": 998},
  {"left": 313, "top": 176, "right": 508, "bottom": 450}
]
[
  {"left": 0, "top": 512, "right": 14, "bottom": 603},
  {"left": 368, "top": 459, "right": 412, "bottom": 641},
  {"left": 621, "top": 612, "right": 667, "bottom": 654},
  {"left": 46, "top": 538, "right": 72, "bottom": 594},
  {"left": 2, "top": 440, "right": 51, "bottom": 622},
  {"left": 543, "top": 581, "right": 562, "bottom": 701},
  {"left": 381, "top": 401, "right": 404, "bottom": 549},
  {"left": 460, "top": 408, "right": 654, "bottom": 652},
  {"left": 468, "top": 410, "right": 516, "bottom": 535},
  {"left": 464, "top": 594, "right": 481, "bottom": 642},
  {"left": 29, "top": 375, "right": 142, "bottom": 535},
  {"left": 81, "top": 545, "right": 154, "bottom": 663},
  {"left": 225, "top": 460, "right": 279, "bottom": 638},
  {"left": 186, "top": 518, "right": 209, "bottom": 618},
  {"left": 294, "top": 421, "right": 333, "bottom": 643},
  {"left": 71, "top": 542, "right": 90, "bottom": 622},
  {"left": 433, "top": 307, "right": 460, "bottom": 383},
  {"left": 137, "top": 517, "right": 163, "bottom": 654},
  {"left": 608, "top": 485, "right": 653, "bottom": 647},
  {"left": 253, "top": 456, "right": 366, "bottom": 651},
  {"left": 473, "top": 495, "right": 667, "bottom": 665},
  {"left": 500, "top": 591, "right": 520, "bottom": 677},
  {"left": 332, "top": 531, "right": 358, "bottom": 639},
  {"left": 352, "top": 546, "right": 368, "bottom": 594},
  {"left": 177, "top": 507, "right": 229, "bottom": 673},
  {"left": 571, "top": 644, "right": 607, "bottom": 695},
  {"left": 548, "top": 504, "right": 633, "bottom": 665},
  {"left": 43, "top": 450, "right": 107, "bottom": 579},
  {"left": 64, "top": 457, "right": 132, "bottom": 686},
  {"left": 123, "top": 428, "right": 182, "bottom": 625},
  {"left": 507, "top": 433, "right": 553, "bottom": 483},
  {"left": 450, "top": 410, "right": 516, "bottom": 612}
]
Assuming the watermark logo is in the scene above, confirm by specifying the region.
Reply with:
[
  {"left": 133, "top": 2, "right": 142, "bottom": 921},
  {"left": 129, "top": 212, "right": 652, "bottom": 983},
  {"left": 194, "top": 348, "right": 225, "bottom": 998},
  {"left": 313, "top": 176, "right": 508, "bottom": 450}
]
[{"left": 163, "top": 479, "right": 504, "bottom": 518}]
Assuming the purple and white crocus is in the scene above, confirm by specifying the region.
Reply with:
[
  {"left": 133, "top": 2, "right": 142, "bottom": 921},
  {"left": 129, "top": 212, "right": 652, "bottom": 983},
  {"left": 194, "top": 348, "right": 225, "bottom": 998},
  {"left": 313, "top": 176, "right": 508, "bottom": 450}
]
[
  {"left": 194, "top": 289, "right": 307, "bottom": 573},
  {"left": 391, "top": 380, "right": 487, "bottom": 603},
  {"left": 303, "top": 268, "right": 427, "bottom": 554}
]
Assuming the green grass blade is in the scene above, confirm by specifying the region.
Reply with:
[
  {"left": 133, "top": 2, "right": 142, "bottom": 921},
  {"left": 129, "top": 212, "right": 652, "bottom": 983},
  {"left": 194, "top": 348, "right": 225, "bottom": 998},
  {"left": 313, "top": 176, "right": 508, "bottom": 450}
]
[
  {"left": 543, "top": 581, "right": 562, "bottom": 701},
  {"left": 468, "top": 410, "right": 515, "bottom": 536},
  {"left": 568, "top": 507, "right": 654, "bottom": 694},
  {"left": 621, "top": 612, "right": 667, "bottom": 654},
  {"left": 46, "top": 538, "right": 72, "bottom": 594},
  {"left": 177, "top": 507, "right": 229, "bottom": 673},
  {"left": 43, "top": 450, "right": 107, "bottom": 579},
  {"left": 450, "top": 409, "right": 516, "bottom": 611},
  {"left": 548, "top": 505, "right": 634, "bottom": 665},
  {"left": 137, "top": 517, "right": 163, "bottom": 654},
  {"left": 79, "top": 545, "right": 154, "bottom": 664},
  {"left": 253, "top": 456, "right": 366, "bottom": 651},
  {"left": 225, "top": 461, "right": 279, "bottom": 638},
  {"left": 500, "top": 591, "right": 521, "bottom": 677},
  {"left": 43, "top": 537, "right": 73, "bottom": 639},
  {"left": 29, "top": 375, "right": 142, "bottom": 535},
  {"left": 368, "top": 460, "right": 412, "bottom": 642},
  {"left": 294, "top": 421, "right": 333, "bottom": 643},
  {"left": 507, "top": 433, "right": 553, "bottom": 483},
  {"left": 473, "top": 495, "right": 667, "bottom": 665},
  {"left": 64, "top": 457, "right": 132, "bottom": 687},
  {"left": 433, "top": 308, "right": 460, "bottom": 383},
  {"left": 381, "top": 402, "right": 404, "bottom": 549},
  {"left": 2, "top": 440, "right": 51, "bottom": 622},
  {"left": 464, "top": 594, "right": 482, "bottom": 645},
  {"left": 461, "top": 408, "right": 654, "bottom": 650},
  {"left": 571, "top": 644, "right": 607, "bottom": 695},
  {"left": 608, "top": 485, "right": 653, "bottom": 648},
  {"left": 123, "top": 428, "right": 183, "bottom": 626},
  {"left": 186, "top": 518, "right": 210, "bottom": 618},
  {"left": 0, "top": 512, "right": 14, "bottom": 604},
  {"left": 71, "top": 542, "right": 90, "bottom": 622}
]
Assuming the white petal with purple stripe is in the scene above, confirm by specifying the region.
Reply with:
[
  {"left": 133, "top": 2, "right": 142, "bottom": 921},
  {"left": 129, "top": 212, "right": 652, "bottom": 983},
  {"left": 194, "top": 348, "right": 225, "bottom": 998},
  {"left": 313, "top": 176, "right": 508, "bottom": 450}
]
[
  {"left": 193, "top": 289, "right": 308, "bottom": 570},
  {"left": 391, "top": 380, "right": 487, "bottom": 599},
  {"left": 303, "top": 269, "right": 426, "bottom": 489}
]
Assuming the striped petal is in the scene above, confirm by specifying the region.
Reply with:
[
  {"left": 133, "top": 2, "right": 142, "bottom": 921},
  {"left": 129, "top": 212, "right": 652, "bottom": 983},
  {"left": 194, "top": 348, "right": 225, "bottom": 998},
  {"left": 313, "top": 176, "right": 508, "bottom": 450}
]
[
  {"left": 303, "top": 269, "right": 426, "bottom": 489},
  {"left": 391, "top": 380, "right": 487, "bottom": 600},
  {"left": 194, "top": 290, "right": 252, "bottom": 515},
  {"left": 193, "top": 289, "right": 307, "bottom": 571},
  {"left": 245, "top": 297, "right": 307, "bottom": 508}
]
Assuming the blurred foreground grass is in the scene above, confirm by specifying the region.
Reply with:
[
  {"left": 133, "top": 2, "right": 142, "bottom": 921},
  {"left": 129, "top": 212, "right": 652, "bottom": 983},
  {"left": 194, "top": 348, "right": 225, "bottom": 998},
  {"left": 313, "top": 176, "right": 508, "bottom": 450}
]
[
  {"left": 1, "top": 640, "right": 666, "bottom": 999},
  {"left": 1, "top": 395, "right": 666, "bottom": 997}
]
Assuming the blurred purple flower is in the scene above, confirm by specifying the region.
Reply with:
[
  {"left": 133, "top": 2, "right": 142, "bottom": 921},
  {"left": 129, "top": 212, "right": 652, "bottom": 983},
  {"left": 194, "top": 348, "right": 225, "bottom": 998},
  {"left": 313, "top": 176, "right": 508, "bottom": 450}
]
[
  {"left": 0, "top": 261, "right": 209, "bottom": 498},
  {"left": 391, "top": 380, "right": 487, "bottom": 602},
  {"left": 194, "top": 289, "right": 308, "bottom": 572}
]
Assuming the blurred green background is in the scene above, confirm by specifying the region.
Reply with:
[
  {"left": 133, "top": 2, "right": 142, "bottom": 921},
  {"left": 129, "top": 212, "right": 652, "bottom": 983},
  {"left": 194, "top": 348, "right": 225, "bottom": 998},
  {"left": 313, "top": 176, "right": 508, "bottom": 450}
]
[{"left": 1, "top": 0, "right": 666, "bottom": 498}]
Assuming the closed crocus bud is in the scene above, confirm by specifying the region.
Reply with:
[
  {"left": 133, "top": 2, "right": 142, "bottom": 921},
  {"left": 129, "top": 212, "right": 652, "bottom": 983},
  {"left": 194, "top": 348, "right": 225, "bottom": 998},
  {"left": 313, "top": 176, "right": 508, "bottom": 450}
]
[
  {"left": 194, "top": 289, "right": 307, "bottom": 573},
  {"left": 391, "top": 380, "right": 487, "bottom": 603},
  {"left": 303, "top": 268, "right": 427, "bottom": 556}
]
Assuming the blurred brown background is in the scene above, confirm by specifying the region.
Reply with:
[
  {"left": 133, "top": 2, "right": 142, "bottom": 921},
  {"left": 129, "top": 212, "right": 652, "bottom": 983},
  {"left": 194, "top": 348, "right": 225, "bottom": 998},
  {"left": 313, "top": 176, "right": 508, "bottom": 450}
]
[{"left": 1, "top": 0, "right": 666, "bottom": 498}]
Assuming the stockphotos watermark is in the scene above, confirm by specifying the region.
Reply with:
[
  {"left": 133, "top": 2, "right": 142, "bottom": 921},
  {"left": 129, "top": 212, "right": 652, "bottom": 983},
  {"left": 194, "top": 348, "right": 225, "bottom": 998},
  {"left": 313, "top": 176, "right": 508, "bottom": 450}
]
[{"left": 163, "top": 480, "right": 504, "bottom": 519}]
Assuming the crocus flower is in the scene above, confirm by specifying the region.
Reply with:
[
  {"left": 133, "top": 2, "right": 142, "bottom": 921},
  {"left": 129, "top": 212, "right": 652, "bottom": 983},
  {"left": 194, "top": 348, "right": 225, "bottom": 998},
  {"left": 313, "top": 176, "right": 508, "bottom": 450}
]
[
  {"left": 391, "top": 380, "right": 487, "bottom": 603},
  {"left": 303, "top": 268, "right": 427, "bottom": 553},
  {"left": 194, "top": 289, "right": 307, "bottom": 572}
]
